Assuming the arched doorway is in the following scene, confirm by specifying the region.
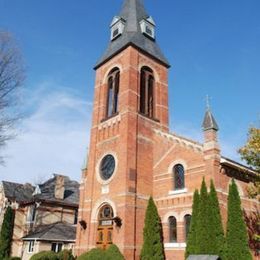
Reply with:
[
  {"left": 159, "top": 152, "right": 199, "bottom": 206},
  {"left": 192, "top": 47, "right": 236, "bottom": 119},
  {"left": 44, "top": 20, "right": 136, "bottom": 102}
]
[{"left": 96, "top": 204, "right": 114, "bottom": 249}]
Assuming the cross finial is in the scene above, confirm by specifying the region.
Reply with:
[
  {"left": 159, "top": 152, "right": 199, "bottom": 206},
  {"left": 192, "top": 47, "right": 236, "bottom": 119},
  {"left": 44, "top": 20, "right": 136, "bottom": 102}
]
[{"left": 206, "top": 95, "right": 211, "bottom": 111}]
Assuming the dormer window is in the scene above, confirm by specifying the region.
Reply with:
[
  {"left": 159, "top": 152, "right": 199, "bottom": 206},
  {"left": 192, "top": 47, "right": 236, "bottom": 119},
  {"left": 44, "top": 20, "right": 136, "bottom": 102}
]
[
  {"left": 110, "top": 16, "right": 125, "bottom": 41},
  {"left": 140, "top": 16, "right": 156, "bottom": 39}
]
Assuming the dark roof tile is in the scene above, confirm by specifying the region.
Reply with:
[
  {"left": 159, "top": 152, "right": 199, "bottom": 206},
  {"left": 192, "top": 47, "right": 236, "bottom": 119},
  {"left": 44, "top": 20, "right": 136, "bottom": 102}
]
[
  {"left": 2, "top": 181, "right": 34, "bottom": 203},
  {"left": 95, "top": 0, "right": 169, "bottom": 69},
  {"left": 23, "top": 222, "right": 76, "bottom": 242}
]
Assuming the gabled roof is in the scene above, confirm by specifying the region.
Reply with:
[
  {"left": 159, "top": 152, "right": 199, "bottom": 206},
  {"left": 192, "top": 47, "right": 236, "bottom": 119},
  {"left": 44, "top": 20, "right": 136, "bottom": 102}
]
[
  {"left": 202, "top": 109, "right": 219, "bottom": 131},
  {"left": 22, "top": 222, "right": 76, "bottom": 242},
  {"left": 34, "top": 175, "right": 79, "bottom": 206},
  {"left": 1, "top": 175, "right": 79, "bottom": 207},
  {"left": 95, "top": 0, "right": 170, "bottom": 69},
  {"left": 221, "top": 157, "right": 260, "bottom": 181},
  {"left": 2, "top": 181, "right": 34, "bottom": 203}
]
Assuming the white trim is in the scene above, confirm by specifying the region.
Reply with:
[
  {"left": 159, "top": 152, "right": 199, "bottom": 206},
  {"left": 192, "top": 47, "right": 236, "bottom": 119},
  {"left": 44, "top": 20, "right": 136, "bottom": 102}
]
[
  {"left": 168, "top": 160, "right": 187, "bottom": 174},
  {"left": 91, "top": 198, "right": 117, "bottom": 223},
  {"left": 27, "top": 240, "right": 35, "bottom": 254},
  {"left": 102, "top": 65, "right": 123, "bottom": 84},
  {"left": 23, "top": 238, "right": 75, "bottom": 242},
  {"left": 138, "top": 64, "right": 160, "bottom": 82},
  {"left": 95, "top": 152, "right": 118, "bottom": 185},
  {"left": 168, "top": 188, "right": 188, "bottom": 196},
  {"left": 164, "top": 243, "right": 186, "bottom": 249},
  {"left": 162, "top": 211, "right": 179, "bottom": 223},
  {"left": 180, "top": 210, "right": 192, "bottom": 220}
]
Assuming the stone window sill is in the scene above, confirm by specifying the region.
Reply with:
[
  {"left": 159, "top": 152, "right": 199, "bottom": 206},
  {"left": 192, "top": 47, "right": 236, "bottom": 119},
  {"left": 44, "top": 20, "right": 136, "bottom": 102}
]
[
  {"left": 168, "top": 188, "right": 187, "bottom": 195},
  {"left": 164, "top": 243, "right": 186, "bottom": 249}
]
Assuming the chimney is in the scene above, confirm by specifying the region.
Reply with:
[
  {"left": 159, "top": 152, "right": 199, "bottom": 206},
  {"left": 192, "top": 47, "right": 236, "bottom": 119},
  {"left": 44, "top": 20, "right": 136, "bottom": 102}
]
[{"left": 54, "top": 175, "right": 65, "bottom": 200}]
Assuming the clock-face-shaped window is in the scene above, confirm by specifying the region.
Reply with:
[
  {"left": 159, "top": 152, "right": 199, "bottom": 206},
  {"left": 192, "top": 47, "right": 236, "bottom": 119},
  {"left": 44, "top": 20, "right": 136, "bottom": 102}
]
[{"left": 99, "top": 154, "right": 115, "bottom": 181}]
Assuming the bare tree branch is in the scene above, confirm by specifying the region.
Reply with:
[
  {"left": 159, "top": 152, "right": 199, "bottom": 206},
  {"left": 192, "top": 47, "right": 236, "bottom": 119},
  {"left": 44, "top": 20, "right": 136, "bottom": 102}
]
[{"left": 0, "top": 30, "right": 25, "bottom": 164}]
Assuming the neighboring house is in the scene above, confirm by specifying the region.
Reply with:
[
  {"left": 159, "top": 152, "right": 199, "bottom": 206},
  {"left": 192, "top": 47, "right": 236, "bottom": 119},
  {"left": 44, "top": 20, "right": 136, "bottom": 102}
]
[
  {"left": 0, "top": 174, "right": 79, "bottom": 260},
  {"left": 75, "top": 0, "right": 259, "bottom": 259}
]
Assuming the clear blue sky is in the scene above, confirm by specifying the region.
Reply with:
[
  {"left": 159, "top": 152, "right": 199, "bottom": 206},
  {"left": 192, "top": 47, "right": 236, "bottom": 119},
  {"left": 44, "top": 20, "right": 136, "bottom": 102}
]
[{"left": 0, "top": 0, "right": 259, "bottom": 183}]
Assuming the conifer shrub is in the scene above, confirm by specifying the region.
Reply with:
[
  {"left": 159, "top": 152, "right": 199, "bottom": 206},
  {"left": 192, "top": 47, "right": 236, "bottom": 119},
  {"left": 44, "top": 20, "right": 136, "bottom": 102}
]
[
  {"left": 140, "top": 197, "right": 164, "bottom": 260},
  {"left": 185, "top": 189, "right": 200, "bottom": 258},
  {"left": 106, "top": 244, "right": 124, "bottom": 260},
  {"left": 196, "top": 178, "right": 210, "bottom": 253},
  {"left": 0, "top": 206, "right": 15, "bottom": 259},
  {"left": 77, "top": 248, "right": 106, "bottom": 260},
  {"left": 208, "top": 180, "right": 225, "bottom": 258},
  {"left": 226, "top": 179, "right": 252, "bottom": 260}
]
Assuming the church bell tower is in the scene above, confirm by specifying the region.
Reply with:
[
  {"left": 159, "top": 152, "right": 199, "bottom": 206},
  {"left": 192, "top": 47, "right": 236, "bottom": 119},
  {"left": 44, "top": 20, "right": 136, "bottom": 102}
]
[{"left": 76, "top": 0, "right": 170, "bottom": 258}]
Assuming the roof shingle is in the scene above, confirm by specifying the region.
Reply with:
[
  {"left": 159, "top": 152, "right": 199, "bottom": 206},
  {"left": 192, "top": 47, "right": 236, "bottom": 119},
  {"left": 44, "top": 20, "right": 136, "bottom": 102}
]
[{"left": 95, "top": 0, "right": 170, "bottom": 69}]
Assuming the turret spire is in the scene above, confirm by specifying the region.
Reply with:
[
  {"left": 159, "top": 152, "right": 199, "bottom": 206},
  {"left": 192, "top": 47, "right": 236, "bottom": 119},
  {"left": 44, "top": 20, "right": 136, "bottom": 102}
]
[
  {"left": 94, "top": 0, "right": 169, "bottom": 69},
  {"left": 202, "top": 97, "right": 219, "bottom": 131}
]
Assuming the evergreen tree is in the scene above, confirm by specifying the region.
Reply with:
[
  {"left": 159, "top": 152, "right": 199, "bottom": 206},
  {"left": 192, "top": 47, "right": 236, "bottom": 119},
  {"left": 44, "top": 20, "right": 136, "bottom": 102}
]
[
  {"left": 208, "top": 180, "right": 225, "bottom": 258},
  {"left": 196, "top": 178, "right": 210, "bottom": 254},
  {"left": 226, "top": 179, "right": 252, "bottom": 260},
  {"left": 140, "top": 197, "right": 164, "bottom": 260},
  {"left": 0, "top": 206, "right": 14, "bottom": 259},
  {"left": 185, "top": 189, "right": 200, "bottom": 259}
]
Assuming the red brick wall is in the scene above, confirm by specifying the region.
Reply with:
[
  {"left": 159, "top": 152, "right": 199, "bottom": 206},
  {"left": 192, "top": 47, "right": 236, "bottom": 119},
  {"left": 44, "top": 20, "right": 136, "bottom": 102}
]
[{"left": 75, "top": 46, "right": 258, "bottom": 260}]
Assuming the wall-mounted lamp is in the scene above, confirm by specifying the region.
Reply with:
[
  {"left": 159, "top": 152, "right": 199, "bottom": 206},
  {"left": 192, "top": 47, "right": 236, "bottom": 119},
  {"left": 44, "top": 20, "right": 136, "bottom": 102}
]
[
  {"left": 79, "top": 220, "right": 87, "bottom": 230},
  {"left": 113, "top": 216, "right": 122, "bottom": 228}
]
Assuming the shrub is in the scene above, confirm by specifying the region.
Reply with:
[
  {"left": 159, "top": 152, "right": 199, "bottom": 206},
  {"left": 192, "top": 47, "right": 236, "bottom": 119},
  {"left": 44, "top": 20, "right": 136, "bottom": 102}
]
[
  {"left": 208, "top": 180, "right": 225, "bottom": 259},
  {"left": 226, "top": 179, "right": 252, "bottom": 259},
  {"left": 78, "top": 245, "right": 124, "bottom": 260},
  {"left": 4, "top": 257, "right": 21, "bottom": 260},
  {"left": 57, "top": 249, "right": 75, "bottom": 260},
  {"left": 0, "top": 206, "right": 14, "bottom": 259},
  {"left": 185, "top": 189, "right": 200, "bottom": 258},
  {"left": 77, "top": 248, "right": 105, "bottom": 260},
  {"left": 140, "top": 197, "right": 164, "bottom": 260},
  {"left": 30, "top": 251, "right": 58, "bottom": 260},
  {"left": 106, "top": 245, "right": 124, "bottom": 260},
  {"left": 196, "top": 178, "right": 210, "bottom": 254}
]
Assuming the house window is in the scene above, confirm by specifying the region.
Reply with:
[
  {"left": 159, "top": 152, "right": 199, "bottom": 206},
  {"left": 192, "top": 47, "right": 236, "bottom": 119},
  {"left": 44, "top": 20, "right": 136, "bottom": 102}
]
[
  {"left": 74, "top": 209, "right": 78, "bottom": 224},
  {"left": 173, "top": 164, "right": 185, "bottom": 190},
  {"left": 27, "top": 205, "right": 36, "bottom": 223},
  {"left": 168, "top": 216, "right": 177, "bottom": 242},
  {"left": 140, "top": 67, "right": 154, "bottom": 118},
  {"left": 28, "top": 241, "right": 35, "bottom": 253},
  {"left": 51, "top": 243, "right": 63, "bottom": 253},
  {"left": 106, "top": 68, "right": 120, "bottom": 118},
  {"left": 184, "top": 214, "right": 191, "bottom": 240}
]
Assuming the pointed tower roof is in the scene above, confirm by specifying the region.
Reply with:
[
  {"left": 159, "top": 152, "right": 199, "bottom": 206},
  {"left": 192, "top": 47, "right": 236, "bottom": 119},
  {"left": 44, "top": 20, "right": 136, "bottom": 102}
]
[
  {"left": 202, "top": 109, "right": 219, "bottom": 131},
  {"left": 94, "top": 0, "right": 170, "bottom": 69}
]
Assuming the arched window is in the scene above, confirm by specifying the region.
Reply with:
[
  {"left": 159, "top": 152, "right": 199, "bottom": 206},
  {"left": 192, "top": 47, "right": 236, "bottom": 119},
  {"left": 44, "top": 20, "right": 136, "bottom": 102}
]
[
  {"left": 140, "top": 66, "right": 154, "bottom": 118},
  {"left": 106, "top": 68, "right": 120, "bottom": 118},
  {"left": 184, "top": 214, "right": 191, "bottom": 240},
  {"left": 168, "top": 216, "right": 177, "bottom": 242},
  {"left": 98, "top": 204, "right": 114, "bottom": 223},
  {"left": 173, "top": 164, "right": 185, "bottom": 190}
]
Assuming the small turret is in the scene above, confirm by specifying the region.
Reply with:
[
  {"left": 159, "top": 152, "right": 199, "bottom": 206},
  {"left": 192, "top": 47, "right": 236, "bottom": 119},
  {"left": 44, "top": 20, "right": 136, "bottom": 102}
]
[
  {"left": 202, "top": 108, "right": 219, "bottom": 143},
  {"left": 202, "top": 99, "right": 221, "bottom": 182}
]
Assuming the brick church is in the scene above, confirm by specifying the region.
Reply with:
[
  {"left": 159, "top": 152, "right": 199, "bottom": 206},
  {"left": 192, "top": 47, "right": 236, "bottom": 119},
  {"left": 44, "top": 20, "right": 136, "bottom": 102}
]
[{"left": 75, "top": 0, "right": 258, "bottom": 259}]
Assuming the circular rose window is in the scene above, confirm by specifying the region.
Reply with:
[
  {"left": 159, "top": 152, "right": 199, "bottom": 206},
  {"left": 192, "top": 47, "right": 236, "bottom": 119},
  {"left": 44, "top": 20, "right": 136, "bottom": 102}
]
[{"left": 99, "top": 154, "right": 115, "bottom": 180}]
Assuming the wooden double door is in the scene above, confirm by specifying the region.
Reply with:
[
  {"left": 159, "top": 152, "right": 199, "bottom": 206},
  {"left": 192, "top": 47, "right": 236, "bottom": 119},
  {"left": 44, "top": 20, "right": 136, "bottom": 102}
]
[
  {"left": 96, "top": 204, "right": 114, "bottom": 250},
  {"left": 96, "top": 226, "right": 113, "bottom": 250}
]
